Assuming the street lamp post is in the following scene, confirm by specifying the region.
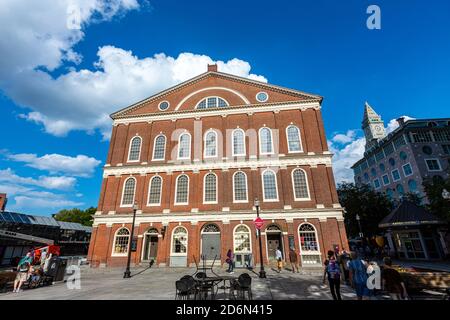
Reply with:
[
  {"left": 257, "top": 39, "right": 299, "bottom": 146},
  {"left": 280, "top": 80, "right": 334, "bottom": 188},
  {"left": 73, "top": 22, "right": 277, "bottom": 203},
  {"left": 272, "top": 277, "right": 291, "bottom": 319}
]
[
  {"left": 356, "top": 214, "right": 363, "bottom": 238},
  {"left": 123, "top": 201, "right": 139, "bottom": 279},
  {"left": 254, "top": 198, "right": 266, "bottom": 279}
]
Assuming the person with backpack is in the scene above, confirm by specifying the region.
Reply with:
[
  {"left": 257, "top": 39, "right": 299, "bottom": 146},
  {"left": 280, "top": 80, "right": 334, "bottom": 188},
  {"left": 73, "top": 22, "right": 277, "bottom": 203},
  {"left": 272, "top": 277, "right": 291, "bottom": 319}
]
[
  {"left": 348, "top": 251, "right": 370, "bottom": 300},
  {"left": 13, "top": 252, "right": 32, "bottom": 293},
  {"left": 323, "top": 250, "right": 342, "bottom": 300},
  {"left": 226, "top": 249, "right": 235, "bottom": 274}
]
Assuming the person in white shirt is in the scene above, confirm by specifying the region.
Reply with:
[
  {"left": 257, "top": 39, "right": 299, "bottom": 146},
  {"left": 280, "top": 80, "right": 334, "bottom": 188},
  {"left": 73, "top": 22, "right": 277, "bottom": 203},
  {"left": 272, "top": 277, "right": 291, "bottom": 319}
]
[{"left": 275, "top": 247, "right": 283, "bottom": 273}]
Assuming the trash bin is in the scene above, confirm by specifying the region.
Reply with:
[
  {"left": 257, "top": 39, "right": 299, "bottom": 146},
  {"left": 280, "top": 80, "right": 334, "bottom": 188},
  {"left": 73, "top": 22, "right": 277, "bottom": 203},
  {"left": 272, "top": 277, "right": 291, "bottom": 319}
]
[{"left": 46, "top": 257, "right": 67, "bottom": 282}]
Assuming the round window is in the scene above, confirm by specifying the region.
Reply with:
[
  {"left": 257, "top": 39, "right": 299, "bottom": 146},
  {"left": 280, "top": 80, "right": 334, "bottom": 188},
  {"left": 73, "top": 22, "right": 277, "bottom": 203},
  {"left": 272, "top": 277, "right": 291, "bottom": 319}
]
[
  {"left": 379, "top": 163, "right": 385, "bottom": 172},
  {"left": 256, "top": 92, "right": 269, "bottom": 102},
  {"left": 158, "top": 101, "right": 170, "bottom": 111},
  {"left": 400, "top": 151, "right": 408, "bottom": 160},
  {"left": 422, "top": 146, "right": 433, "bottom": 155},
  {"left": 389, "top": 158, "right": 396, "bottom": 166}
]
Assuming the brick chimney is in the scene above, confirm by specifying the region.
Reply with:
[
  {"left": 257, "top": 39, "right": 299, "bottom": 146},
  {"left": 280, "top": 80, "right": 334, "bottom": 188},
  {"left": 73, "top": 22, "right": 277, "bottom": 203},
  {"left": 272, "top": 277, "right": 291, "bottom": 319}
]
[
  {"left": 207, "top": 64, "right": 218, "bottom": 72},
  {"left": 0, "top": 193, "right": 7, "bottom": 212}
]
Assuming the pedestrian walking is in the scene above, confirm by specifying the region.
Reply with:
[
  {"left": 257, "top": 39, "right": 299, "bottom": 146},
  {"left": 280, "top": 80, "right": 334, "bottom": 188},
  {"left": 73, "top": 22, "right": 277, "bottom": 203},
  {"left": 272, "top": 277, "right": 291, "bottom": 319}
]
[
  {"left": 276, "top": 247, "right": 283, "bottom": 273},
  {"left": 323, "top": 250, "right": 342, "bottom": 300},
  {"left": 348, "top": 251, "right": 370, "bottom": 300},
  {"left": 339, "top": 249, "right": 350, "bottom": 285},
  {"left": 226, "top": 249, "right": 235, "bottom": 274},
  {"left": 382, "top": 257, "right": 409, "bottom": 300},
  {"left": 13, "top": 252, "right": 32, "bottom": 293},
  {"left": 288, "top": 247, "right": 300, "bottom": 273}
]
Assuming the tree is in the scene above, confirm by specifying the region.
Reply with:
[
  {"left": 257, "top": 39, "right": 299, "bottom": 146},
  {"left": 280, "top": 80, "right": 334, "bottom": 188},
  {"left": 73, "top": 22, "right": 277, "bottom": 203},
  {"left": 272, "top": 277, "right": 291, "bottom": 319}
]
[
  {"left": 337, "top": 182, "right": 393, "bottom": 239},
  {"left": 423, "top": 175, "right": 450, "bottom": 223},
  {"left": 53, "top": 207, "right": 95, "bottom": 226}
]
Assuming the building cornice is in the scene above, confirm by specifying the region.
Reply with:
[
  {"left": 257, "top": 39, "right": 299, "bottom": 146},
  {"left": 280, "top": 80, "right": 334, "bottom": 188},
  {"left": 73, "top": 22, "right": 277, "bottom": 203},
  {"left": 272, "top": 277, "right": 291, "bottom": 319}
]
[{"left": 102, "top": 155, "right": 333, "bottom": 177}]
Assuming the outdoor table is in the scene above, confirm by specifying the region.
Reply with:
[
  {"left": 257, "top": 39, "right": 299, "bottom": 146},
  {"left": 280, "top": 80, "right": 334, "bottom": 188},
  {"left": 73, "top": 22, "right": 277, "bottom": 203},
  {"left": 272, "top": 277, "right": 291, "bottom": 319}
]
[{"left": 214, "top": 276, "right": 238, "bottom": 300}]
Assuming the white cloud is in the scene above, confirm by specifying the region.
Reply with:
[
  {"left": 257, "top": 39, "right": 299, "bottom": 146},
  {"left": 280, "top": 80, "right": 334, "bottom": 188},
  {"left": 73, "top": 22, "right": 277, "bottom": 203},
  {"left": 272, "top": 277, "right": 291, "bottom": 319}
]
[
  {"left": 0, "top": 168, "right": 76, "bottom": 191},
  {"left": 13, "top": 196, "right": 83, "bottom": 210},
  {"left": 386, "top": 116, "right": 416, "bottom": 133},
  {"left": 7, "top": 153, "right": 101, "bottom": 177},
  {"left": 0, "top": 1, "right": 266, "bottom": 139},
  {"left": 331, "top": 130, "right": 357, "bottom": 144}
]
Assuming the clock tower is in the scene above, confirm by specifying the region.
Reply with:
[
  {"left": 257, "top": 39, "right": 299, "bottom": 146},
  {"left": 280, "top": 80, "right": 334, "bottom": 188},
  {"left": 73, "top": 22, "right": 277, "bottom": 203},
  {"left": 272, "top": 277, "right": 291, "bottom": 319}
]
[{"left": 362, "top": 102, "right": 386, "bottom": 151}]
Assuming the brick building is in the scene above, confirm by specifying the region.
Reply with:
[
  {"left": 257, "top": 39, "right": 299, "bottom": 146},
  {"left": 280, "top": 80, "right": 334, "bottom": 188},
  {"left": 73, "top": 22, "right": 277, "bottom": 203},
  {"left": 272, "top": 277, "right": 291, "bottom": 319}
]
[{"left": 87, "top": 65, "right": 348, "bottom": 268}]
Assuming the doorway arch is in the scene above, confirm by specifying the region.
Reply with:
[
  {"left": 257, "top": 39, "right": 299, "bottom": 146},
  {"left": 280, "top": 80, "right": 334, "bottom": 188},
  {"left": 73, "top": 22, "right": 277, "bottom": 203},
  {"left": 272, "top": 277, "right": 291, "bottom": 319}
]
[
  {"left": 265, "top": 224, "right": 284, "bottom": 264},
  {"left": 200, "top": 224, "right": 221, "bottom": 261},
  {"left": 142, "top": 228, "right": 159, "bottom": 262}
]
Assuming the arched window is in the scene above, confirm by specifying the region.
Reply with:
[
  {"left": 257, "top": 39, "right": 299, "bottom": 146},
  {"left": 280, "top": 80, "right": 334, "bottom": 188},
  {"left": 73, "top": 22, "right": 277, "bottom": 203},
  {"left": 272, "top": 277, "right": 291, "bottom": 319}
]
[
  {"left": 397, "top": 184, "right": 405, "bottom": 196},
  {"left": 196, "top": 97, "right": 229, "bottom": 109},
  {"left": 233, "top": 171, "right": 248, "bottom": 202},
  {"left": 232, "top": 129, "right": 246, "bottom": 156},
  {"left": 292, "top": 169, "right": 310, "bottom": 200},
  {"left": 203, "top": 173, "right": 217, "bottom": 203},
  {"left": 152, "top": 135, "right": 166, "bottom": 160},
  {"left": 128, "top": 136, "right": 142, "bottom": 162},
  {"left": 204, "top": 130, "right": 217, "bottom": 158},
  {"left": 386, "top": 188, "right": 394, "bottom": 199},
  {"left": 121, "top": 177, "right": 136, "bottom": 207},
  {"left": 233, "top": 225, "right": 251, "bottom": 253},
  {"left": 408, "top": 179, "right": 417, "bottom": 192},
  {"left": 175, "top": 175, "right": 189, "bottom": 205},
  {"left": 112, "top": 228, "right": 130, "bottom": 256},
  {"left": 262, "top": 169, "right": 278, "bottom": 201},
  {"left": 147, "top": 176, "right": 162, "bottom": 206},
  {"left": 298, "top": 223, "right": 321, "bottom": 265},
  {"left": 259, "top": 127, "right": 273, "bottom": 154},
  {"left": 178, "top": 133, "right": 191, "bottom": 159},
  {"left": 171, "top": 227, "right": 188, "bottom": 254},
  {"left": 286, "top": 125, "right": 302, "bottom": 153},
  {"left": 202, "top": 224, "right": 220, "bottom": 233}
]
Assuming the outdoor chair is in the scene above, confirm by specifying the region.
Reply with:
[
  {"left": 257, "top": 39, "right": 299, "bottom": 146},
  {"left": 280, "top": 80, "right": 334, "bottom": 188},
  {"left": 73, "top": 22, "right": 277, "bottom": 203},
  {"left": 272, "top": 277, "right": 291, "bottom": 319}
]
[
  {"left": 194, "top": 272, "right": 215, "bottom": 300},
  {"left": 230, "top": 273, "right": 252, "bottom": 300},
  {"left": 175, "top": 279, "right": 196, "bottom": 300}
]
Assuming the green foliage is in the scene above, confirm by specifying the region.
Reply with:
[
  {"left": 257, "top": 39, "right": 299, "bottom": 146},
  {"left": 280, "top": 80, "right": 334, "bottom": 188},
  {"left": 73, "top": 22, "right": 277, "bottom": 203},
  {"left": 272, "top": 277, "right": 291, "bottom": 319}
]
[
  {"left": 423, "top": 176, "right": 450, "bottom": 223},
  {"left": 337, "top": 182, "right": 393, "bottom": 238},
  {"left": 53, "top": 207, "right": 95, "bottom": 226}
]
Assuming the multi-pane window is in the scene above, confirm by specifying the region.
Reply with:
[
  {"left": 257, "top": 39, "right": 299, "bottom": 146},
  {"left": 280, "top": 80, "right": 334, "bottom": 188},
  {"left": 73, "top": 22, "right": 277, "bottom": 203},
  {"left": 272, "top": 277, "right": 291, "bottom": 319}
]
[
  {"left": 262, "top": 170, "right": 278, "bottom": 201},
  {"left": 204, "top": 131, "right": 217, "bottom": 157},
  {"left": 393, "top": 135, "right": 407, "bottom": 149},
  {"left": 442, "top": 145, "right": 450, "bottom": 155},
  {"left": 402, "top": 163, "right": 413, "bottom": 177},
  {"left": 196, "top": 97, "right": 228, "bottom": 109},
  {"left": 292, "top": 169, "right": 309, "bottom": 200},
  {"left": 374, "top": 179, "right": 381, "bottom": 189},
  {"left": 204, "top": 173, "right": 217, "bottom": 203},
  {"left": 232, "top": 129, "right": 246, "bottom": 156},
  {"left": 153, "top": 135, "right": 166, "bottom": 160},
  {"left": 121, "top": 178, "right": 136, "bottom": 206},
  {"left": 175, "top": 175, "right": 189, "bottom": 204},
  {"left": 433, "top": 130, "right": 450, "bottom": 142},
  {"left": 408, "top": 180, "right": 417, "bottom": 192},
  {"left": 233, "top": 172, "right": 248, "bottom": 202},
  {"left": 384, "top": 142, "right": 395, "bottom": 156},
  {"left": 375, "top": 150, "right": 385, "bottom": 161},
  {"left": 368, "top": 156, "right": 376, "bottom": 167},
  {"left": 234, "top": 225, "right": 251, "bottom": 253},
  {"left": 382, "top": 174, "right": 390, "bottom": 186},
  {"left": 411, "top": 131, "right": 433, "bottom": 143},
  {"left": 113, "top": 228, "right": 130, "bottom": 255},
  {"left": 259, "top": 128, "right": 273, "bottom": 154},
  {"left": 392, "top": 169, "right": 401, "bottom": 182},
  {"left": 128, "top": 137, "right": 142, "bottom": 161},
  {"left": 172, "top": 227, "right": 187, "bottom": 254},
  {"left": 299, "top": 224, "right": 319, "bottom": 252},
  {"left": 425, "top": 159, "right": 441, "bottom": 171},
  {"left": 397, "top": 184, "right": 405, "bottom": 196},
  {"left": 178, "top": 133, "right": 191, "bottom": 159},
  {"left": 287, "top": 125, "right": 302, "bottom": 152},
  {"left": 148, "top": 176, "right": 162, "bottom": 205}
]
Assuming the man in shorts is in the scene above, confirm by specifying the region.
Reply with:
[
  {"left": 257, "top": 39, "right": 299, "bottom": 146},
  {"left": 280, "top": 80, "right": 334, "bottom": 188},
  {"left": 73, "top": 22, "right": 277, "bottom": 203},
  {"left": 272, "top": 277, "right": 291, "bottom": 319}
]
[{"left": 13, "top": 252, "right": 32, "bottom": 293}]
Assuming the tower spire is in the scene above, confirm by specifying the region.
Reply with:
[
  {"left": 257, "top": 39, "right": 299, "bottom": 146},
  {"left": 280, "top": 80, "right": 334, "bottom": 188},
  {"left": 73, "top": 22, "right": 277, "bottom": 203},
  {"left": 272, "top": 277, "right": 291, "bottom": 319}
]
[{"left": 362, "top": 102, "right": 386, "bottom": 151}]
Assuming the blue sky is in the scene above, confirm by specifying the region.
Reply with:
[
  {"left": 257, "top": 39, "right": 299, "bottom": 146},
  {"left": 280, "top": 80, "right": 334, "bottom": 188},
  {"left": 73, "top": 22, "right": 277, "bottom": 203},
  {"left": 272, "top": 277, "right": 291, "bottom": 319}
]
[{"left": 1, "top": 0, "right": 449, "bottom": 215}]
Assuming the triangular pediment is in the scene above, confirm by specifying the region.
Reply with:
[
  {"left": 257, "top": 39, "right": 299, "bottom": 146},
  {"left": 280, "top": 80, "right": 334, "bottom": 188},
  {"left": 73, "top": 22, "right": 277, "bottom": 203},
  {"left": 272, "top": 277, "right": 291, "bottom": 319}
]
[{"left": 111, "top": 71, "right": 322, "bottom": 119}]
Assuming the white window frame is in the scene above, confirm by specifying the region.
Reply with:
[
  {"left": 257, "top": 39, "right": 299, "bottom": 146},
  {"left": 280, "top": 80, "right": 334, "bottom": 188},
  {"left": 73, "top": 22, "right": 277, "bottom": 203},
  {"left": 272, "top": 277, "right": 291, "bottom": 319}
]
[
  {"left": 382, "top": 174, "right": 390, "bottom": 186},
  {"left": 256, "top": 91, "right": 269, "bottom": 103},
  {"left": 261, "top": 169, "right": 279, "bottom": 202},
  {"left": 120, "top": 177, "right": 136, "bottom": 208},
  {"left": 203, "top": 130, "right": 218, "bottom": 159},
  {"left": 170, "top": 226, "right": 188, "bottom": 256},
  {"left": 177, "top": 132, "right": 191, "bottom": 160},
  {"left": 127, "top": 136, "right": 142, "bottom": 163},
  {"left": 203, "top": 172, "right": 218, "bottom": 204},
  {"left": 286, "top": 125, "right": 303, "bottom": 153},
  {"left": 147, "top": 175, "right": 163, "bottom": 207},
  {"left": 391, "top": 169, "right": 401, "bottom": 182},
  {"left": 174, "top": 174, "right": 189, "bottom": 205},
  {"left": 232, "top": 171, "right": 248, "bottom": 203},
  {"left": 195, "top": 96, "right": 229, "bottom": 109},
  {"left": 232, "top": 128, "right": 246, "bottom": 157},
  {"left": 152, "top": 134, "right": 166, "bottom": 161},
  {"left": 291, "top": 168, "right": 310, "bottom": 201},
  {"left": 259, "top": 127, "right": 274, "bottom": 155},
  {"left": 111, "top": 227, "right": 130, "bottom": 257},
  {"left": 298, "top": 223, "right": 321, "bottom": 260},
  {"left": 402, "top": 163, "right": 413, "bottom": 177},
  {"left": 233, "top": 224, "right": 252, "bottom": 254},
  {"left": 158, "top": 100, "right": 170, "bottom": 111},
  {"left": 373, "top": 178, "right": 381, "bottom": 190},
  {"left": 425, "top": 158, "right": 442, "bottom": 172}
]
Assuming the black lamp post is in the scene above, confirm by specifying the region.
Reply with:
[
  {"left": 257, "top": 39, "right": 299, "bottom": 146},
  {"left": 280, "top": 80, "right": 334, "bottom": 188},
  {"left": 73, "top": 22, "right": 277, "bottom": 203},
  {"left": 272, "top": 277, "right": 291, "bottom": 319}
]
[
  {"left": 356, "top": 214, "right": 363, "bottom": 238},
  {"left": 254, "top": 198, "right": 266, "bottom": 279},
  {"left": 123, "top": 201, "right": 139, "bottom": 279}
]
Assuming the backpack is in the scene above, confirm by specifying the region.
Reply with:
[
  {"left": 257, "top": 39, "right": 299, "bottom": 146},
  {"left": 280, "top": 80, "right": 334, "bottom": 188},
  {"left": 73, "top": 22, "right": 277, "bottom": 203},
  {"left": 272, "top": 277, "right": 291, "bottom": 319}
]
[{"left": 327, "top": 260, "right": 340, "bottom": 279}]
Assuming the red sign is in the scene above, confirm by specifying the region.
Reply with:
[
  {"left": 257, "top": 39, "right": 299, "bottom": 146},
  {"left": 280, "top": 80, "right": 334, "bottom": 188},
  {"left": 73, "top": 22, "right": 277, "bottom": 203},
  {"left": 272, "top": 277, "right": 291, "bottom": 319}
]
[{"left": 254, "top": 217, "right": 264, "bottom": 230}]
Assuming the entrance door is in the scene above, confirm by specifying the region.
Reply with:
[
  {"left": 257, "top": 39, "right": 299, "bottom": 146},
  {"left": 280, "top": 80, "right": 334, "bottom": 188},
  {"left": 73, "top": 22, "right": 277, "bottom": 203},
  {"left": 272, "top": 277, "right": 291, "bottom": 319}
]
[
  {"left": 267, "top": 233, "right": 282, "bottom": 261},
  {"left": 201, "top": 234, "right": 221, "bottom": 261},
  {"left": 148, "top": 236, "right": 158, "bottom": 260}
]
